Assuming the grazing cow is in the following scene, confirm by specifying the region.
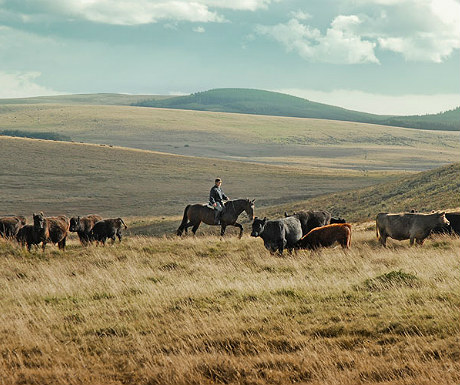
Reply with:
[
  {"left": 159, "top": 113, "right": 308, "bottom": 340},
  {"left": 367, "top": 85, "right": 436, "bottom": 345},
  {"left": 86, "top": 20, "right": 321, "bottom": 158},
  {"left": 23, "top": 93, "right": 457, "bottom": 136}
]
[
  {"left": 91, "top": 218, "right": 128, "bottom": 245},
  {"left": 33, "top": 212, "right": 70, "bottom": 251},
  {"left": 285, "top": 210, "right": 332, "bottom": 235},
  {"left": 296, "top": 223, "right": 352, "bottom": 250},
  {"left": 251, "top": 216, "right": 302, "bottom": 254},
  {"left": 330, "top": 217, "right": 346, "bottom": 224},
  {"left": 0, "top": 216, "right": 27, "bottom": 238},
  {"left": 69, "top": 214, "right": 103, "bottom": 245},
  {"left": 16, "top": 225, "right": 41, "bottom": 251},
  {"left": 431, "top": 212, "right": 460, "bottom": 236},
  {"left": 376, "top": 212, "right": 449, "bottom": 246}
]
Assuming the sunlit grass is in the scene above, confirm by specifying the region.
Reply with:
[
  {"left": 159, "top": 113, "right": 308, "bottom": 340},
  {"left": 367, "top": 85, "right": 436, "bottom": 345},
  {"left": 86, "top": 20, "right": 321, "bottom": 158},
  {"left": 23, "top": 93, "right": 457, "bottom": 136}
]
[{"left": 0, "top": 227, "right": 458, "bottom": 384}]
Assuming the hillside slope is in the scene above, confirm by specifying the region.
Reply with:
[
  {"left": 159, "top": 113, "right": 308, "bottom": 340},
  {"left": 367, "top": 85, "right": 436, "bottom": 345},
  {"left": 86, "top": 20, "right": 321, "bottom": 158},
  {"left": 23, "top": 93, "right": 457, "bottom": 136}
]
[
  {"left": 266, "top": 163, "right": 460, "bottom": 221},
  {"left": 135, "top": 88, "right": 460, "bottom": 131}
]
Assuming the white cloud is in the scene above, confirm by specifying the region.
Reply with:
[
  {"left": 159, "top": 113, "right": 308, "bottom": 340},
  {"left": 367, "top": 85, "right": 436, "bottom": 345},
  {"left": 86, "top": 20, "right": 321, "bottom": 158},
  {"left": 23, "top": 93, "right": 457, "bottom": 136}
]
[
  {"left": 6, "top": 0, "right": 280, "bottom": 26},
  {"left": 354, "top": 0, "right": 460, "bottom": 62},
  {"left": 277, "top": 88, "right": 460, "bottom": 115},
  {"left": 256, "top": 17, "right": 379, "bottom": 64},
  {"left": 193, "top": 26, "right": 205, "bottom": 33},
  {"left": 0, "top": 72, "right": 63, "bottom": 98}
]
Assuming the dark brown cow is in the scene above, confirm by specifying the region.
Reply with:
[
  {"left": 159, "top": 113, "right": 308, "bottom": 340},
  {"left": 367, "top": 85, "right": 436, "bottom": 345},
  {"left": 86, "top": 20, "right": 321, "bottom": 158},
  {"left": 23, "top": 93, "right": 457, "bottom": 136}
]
[
  {"left": 0, "top": 216, "right": 27, "bottom": 238},
  {"left": 69, "top": 214, "right": 103, "bottom": 245},
  {"left": 33, "top": 212, "right": 70, "bottom": 251},
  {"left": 16, "top": 225, "right": 41, "bottom": 251},
  {"left": 296, "top": 223, "right": 352, "bottom": 250},
  {"left": 91, "top": 218, "right": 128, "bottom": 245}
]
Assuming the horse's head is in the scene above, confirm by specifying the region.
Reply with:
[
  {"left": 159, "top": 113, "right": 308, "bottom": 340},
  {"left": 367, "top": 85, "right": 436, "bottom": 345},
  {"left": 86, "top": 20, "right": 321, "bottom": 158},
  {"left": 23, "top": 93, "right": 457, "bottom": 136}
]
[{"left": 245, "top": 199, "right": 255, "bottom": 220}]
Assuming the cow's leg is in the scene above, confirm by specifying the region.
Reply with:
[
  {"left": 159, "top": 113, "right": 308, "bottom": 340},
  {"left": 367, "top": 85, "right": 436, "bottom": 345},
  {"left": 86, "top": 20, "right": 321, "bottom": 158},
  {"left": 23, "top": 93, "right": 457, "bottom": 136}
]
[
  {"left": 379, "top": 232, "right": 387, "bottom": 247},
  {"left": 58, "top": 237, "right": 66, "bottom": 250},
  {"left": 232, "top": 222, "right": 244, "bottom": 239},
  {"left": 220, "top": 225, "right": 227, "bottom": 237},
  {"left": 117, "top": 230, "right": 122, "bottom": 242},
  {"left": 410, "top": 237, "right": 415, "bottom": 246},
  {"left": 42, "top": 242, "right": 47, "bottom": 252},
  {"left": 416, "top": 238, "right": 424, "bottom": 245}
]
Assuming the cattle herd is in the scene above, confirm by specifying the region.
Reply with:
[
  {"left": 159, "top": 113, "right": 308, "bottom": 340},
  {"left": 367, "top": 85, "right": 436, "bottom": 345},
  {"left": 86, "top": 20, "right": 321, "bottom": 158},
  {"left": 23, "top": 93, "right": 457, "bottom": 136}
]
[
  {"left": 0, "top": 208, "right": 458, "bottom": 254},
  {"left": 0, "top": 213, "right": 127, "bottom": 251}
]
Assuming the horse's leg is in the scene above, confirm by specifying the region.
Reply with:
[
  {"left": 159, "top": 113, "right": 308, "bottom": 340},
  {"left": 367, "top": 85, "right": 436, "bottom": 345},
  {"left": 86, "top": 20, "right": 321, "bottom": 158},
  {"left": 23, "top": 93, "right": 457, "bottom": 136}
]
[
  {"left": 192, "top": 222, "right": 201, "bottom": 235},
  {"left": 233, "top": 222, "right": 243, "bottom": 239},
  {"left": 220, "top": 225, "right": 227, "bottom": 237}
]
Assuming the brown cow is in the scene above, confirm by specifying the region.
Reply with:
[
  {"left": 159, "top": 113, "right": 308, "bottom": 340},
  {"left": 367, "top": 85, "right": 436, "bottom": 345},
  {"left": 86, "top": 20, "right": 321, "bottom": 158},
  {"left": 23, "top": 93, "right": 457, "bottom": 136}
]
[
  {"left": 69, "top": 214, "right": 103, "bottom": 245},
  {"left": 91, "top": 218, "right": 128, "bottom": 245},
  {"left": 16, "top": 225, "right": 41, "bottom": 251},
  {"left": 296, "top": 223, "right": 352, "bottom": 250},
  {"left": 33, "top": 212, "right": 70, "bottom": 251},
  {"left": 0, "top": 216, "right": 27, "bottom": 238}
]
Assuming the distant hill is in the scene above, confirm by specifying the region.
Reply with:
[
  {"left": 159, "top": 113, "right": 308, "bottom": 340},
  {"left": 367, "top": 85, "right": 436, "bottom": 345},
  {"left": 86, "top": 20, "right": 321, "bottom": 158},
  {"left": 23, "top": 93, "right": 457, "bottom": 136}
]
[
  {"left": 135, "top": 88, "right": 460, "bottom": 131},
  {"left": 266, "top": 163, "right": 460, "bottom": 221},
  {"left": 0, "top": 93, "right": 172, "bottom": 106}
]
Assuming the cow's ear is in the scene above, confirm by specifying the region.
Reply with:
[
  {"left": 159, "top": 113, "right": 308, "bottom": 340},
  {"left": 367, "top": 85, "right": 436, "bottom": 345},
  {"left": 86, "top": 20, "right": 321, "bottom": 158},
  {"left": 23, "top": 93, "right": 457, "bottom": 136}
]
[
  {"left": 263, "top": 217, "right": 267, "bottom": 223},
  {"left": 251, "top": 199, "right": 256, "bottom": 203}
]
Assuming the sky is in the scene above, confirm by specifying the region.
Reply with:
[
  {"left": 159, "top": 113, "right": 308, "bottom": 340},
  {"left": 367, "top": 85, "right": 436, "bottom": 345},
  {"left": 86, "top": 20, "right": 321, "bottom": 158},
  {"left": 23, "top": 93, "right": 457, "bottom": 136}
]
[{"left": 0, "top": 0, "right": 459, "bottom": 115}]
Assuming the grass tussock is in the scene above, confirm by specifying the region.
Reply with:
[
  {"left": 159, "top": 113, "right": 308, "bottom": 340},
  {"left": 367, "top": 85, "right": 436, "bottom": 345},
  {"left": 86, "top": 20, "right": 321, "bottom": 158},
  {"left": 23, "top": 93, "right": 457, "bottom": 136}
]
[{"left": 0, "top": 229, "right": 459, "bottom": 385}]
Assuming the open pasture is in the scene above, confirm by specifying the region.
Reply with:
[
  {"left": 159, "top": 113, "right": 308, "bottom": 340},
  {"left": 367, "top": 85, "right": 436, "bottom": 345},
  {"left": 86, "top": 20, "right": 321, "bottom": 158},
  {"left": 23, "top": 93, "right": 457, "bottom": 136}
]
[
  {"left": 0, "top": 136, "right": 394, "bottom": 217},
  {"left": 0, "top": 226, "right": 458, "bottom": 385},
  {"left": 0, "top": 103, "right": 458, "bottom": 171}
]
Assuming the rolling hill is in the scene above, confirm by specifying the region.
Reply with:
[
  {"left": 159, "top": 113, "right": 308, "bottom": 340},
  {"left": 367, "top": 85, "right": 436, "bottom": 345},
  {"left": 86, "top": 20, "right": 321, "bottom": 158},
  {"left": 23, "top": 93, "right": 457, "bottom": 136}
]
[
  {"left": 135, "top": 88, "right": 460, "bottom": 131},
  {"left": 0, "top": 103, "right": 458, "bottom": 172}
]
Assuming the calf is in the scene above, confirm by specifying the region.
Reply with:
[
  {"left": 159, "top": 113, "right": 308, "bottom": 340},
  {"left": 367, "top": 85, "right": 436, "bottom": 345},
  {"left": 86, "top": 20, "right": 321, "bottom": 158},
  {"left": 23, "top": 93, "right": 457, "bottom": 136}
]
[
  {"left": 376, "top": 212, "right": 449, "bottom": 246},
  {"left": 16, "top": 225, "right": 41, "bottom": 251},
  {"left": 0, "top": 216, "right": 27, "bottom": 238},
  {"left": 69, "top": 214, "right": 103, "bottom": 245},
  {"left": 91, "top": 218, "right": 128, "bottom": 245},
  {"left": 33, "top": 212, "right": 70, "bottom": 251},
  {"left": 285, "top": 210, "right": 332, "bottom": 235},
  {"left": 251, "top": 216, "right": 302, "bottom": 254},
  {"left": 296, "top": 223, "right": 352, "bottom": 250}
]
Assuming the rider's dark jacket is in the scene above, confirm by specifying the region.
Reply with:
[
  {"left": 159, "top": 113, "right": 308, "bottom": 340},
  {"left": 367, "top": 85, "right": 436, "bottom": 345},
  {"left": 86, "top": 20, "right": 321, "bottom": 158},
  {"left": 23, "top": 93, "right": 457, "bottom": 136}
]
[{"left": 209, "top": 185, "right": 228, "bottom": 205}]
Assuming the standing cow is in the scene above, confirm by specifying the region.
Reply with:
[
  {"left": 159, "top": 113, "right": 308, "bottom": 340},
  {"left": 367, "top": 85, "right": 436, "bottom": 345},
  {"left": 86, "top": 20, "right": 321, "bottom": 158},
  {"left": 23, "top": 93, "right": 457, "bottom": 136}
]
[
  {"left": 296, "top": 223, "right": 352, "bottom": 250},
  {"left": 376, "top": 212, "right": 449, "bottom": 246},
  {"left": 284, "top": 210, "right": 332, "bottom": 236},
  {"left": 69, "top": 214, "right": 103, "bottom": 245},
  {"left": 251, "top": 216, "right": 302, "bottom": 254},
  {"left": 91, "top": 218, "right": 128, "bottom": 245},
  {"left": 0, "top": 216, "right": 27, "bottom": 238},
  {"left": 16, "top": 225, "right": 41, "bottom": 251},
  {"left": 33, "top": 212, "right": 70, "bottom": 251},
  {"left": 431, "top": 212, "right": 460, "bottom": 236}
]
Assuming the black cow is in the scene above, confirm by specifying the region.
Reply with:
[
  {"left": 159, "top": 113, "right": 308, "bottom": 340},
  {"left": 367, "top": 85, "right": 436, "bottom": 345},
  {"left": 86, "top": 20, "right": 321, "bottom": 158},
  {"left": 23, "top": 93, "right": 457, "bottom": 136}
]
[
  {"left": 69, "top": 214, "right": 103, "bottom": 245},
  {"left": 330, "top": 217, "right": 346, "bottom": 224},
  {"left": 431, "top": 212, "right": 460, "bottom": 236},
  {"left": 16, "top": 225, "right": 41, "bottom": 251},
  {"left": 284, "top": 210, "right": 332, "bottom": 236},
  {"left": 91, "top": 218, "right": 128, "bottom": 245},
  {"left": 251, "top": 216, "right": 302, "bottom": 254}
]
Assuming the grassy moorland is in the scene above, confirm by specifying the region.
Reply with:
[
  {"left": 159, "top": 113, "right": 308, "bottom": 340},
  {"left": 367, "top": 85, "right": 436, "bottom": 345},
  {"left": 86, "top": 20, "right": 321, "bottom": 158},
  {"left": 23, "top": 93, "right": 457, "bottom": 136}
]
[
  {"left": 0, "top": 135, "right": 396, "bottom": 218},
  {"left": 0, "top": 228, "right": 459, "bottom": 385},
  {"left": 0, "top": 103, "right": 458, "bottom": 171}
]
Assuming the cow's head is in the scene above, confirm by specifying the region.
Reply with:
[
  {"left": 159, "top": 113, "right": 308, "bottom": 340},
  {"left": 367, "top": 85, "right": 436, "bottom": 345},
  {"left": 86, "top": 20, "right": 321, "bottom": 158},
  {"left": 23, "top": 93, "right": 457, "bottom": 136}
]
[
  {"left": 116, "top": 218, "right": 128, "bottom": 229},
  {"left": 437, "top": 212, "right": 450, "bottom": 226},
  {"left": 251, "top": 217, "right": 267, "bottom": 237},
  {"left": 33, "top": 212, "right": 46, "bottom": 230},
  {"left": 69, "top": 216, "right": 81, "bottom": 232}
]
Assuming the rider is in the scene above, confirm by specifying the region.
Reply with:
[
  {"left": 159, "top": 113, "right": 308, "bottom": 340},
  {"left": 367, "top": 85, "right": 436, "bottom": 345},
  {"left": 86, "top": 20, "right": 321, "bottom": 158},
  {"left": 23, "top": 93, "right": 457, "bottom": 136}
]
[{"left": 209, "top": 178, "right": 229, "bottom": 225}]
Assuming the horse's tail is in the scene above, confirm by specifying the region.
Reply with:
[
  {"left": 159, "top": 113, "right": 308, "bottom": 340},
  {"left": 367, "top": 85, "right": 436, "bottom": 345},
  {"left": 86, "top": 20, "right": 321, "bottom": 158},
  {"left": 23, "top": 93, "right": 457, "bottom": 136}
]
[{"left": 176, "top": 205, "right": 191, "bottom": 236}]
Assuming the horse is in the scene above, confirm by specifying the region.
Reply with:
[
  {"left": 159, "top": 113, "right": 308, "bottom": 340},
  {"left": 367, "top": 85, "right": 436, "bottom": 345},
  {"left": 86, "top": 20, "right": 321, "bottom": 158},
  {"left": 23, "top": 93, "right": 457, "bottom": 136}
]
[{"left": 176, "top": 199, "right": 255, "bottom": 238}]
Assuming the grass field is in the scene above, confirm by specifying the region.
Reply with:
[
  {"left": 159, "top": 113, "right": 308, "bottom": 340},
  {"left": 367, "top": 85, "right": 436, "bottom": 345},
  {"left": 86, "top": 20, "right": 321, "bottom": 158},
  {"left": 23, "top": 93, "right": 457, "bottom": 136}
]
[
  {"left": 0, "top": 135, "right": 397, "bottom": 218},
  {"left": 0, "top": 104, "right": 458, "bottom": 171},
  {"left": 0, "top": 227, "right": 458, "bottom": 385}
]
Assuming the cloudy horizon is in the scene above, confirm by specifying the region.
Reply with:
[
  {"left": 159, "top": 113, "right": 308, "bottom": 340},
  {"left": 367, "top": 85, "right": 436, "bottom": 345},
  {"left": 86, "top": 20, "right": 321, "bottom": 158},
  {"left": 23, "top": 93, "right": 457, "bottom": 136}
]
[{"left": 1, "top": 0, "right": 459, "bottom": 115}]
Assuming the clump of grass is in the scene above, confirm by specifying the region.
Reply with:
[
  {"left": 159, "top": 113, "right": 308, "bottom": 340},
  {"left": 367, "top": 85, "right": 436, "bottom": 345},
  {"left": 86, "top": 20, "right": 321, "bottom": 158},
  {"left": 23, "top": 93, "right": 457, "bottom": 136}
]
[{"left": 363, "top": 270, "right": 421, "bottom": 291}]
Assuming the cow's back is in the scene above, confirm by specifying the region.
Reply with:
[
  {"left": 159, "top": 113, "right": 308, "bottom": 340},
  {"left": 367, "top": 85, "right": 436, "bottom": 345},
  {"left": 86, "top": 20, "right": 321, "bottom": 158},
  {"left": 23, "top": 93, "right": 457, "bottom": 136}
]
[{"left": 281, "top": 216, "right": 303, "bottom": 247}]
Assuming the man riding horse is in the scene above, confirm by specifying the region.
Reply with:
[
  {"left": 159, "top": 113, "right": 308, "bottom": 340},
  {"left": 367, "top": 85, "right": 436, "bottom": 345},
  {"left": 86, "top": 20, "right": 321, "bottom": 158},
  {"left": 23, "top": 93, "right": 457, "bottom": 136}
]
[{"left": 209, "top": 178, "right": 229, "bottom": 225}]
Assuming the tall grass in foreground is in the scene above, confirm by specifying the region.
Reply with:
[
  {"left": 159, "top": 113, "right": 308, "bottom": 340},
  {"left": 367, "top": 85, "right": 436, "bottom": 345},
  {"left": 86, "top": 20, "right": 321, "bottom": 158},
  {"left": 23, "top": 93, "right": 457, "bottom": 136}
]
[{"left": 0, "top": 229, "right": 459, "bottom": 385}]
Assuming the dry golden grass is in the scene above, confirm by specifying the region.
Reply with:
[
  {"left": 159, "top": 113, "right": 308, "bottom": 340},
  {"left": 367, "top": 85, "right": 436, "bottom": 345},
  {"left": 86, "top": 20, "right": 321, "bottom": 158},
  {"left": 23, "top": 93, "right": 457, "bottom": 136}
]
[{"left": 0, "top": 227, "right": 458, "bottom": 385}]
